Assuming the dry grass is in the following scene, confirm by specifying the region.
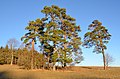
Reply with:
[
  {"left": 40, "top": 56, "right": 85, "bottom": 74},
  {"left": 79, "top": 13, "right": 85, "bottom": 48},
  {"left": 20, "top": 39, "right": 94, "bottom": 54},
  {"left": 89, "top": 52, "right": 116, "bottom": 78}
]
[{"left": 0, "top": 65, "right": 120, "bottom": 79}]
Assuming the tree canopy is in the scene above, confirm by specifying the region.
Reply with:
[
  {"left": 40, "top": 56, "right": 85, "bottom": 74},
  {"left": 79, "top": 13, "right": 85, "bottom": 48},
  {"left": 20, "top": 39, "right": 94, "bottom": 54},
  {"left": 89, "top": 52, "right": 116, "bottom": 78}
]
[{"left": 20, "top": 5, "right": 83, "bottom": 70}]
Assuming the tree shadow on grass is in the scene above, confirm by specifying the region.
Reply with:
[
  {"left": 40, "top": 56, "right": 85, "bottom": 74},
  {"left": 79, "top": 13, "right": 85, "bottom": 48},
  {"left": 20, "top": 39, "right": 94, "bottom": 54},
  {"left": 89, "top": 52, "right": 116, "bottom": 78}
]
[
  {"left": 0, "top": 71, "right": 9, "bottom": 79},
  {"left": 0, "top": 71, "right": 34, "bottom": 79},
  {"left": 75, "top": 77, "right": 110, "bottom": 79},
  {"left": 81, "top": 66, "right": 92, "bottom": 69},
  {"left": 0, "top": 71, "right": 110, "bottom": 79},
  {"left": 77, "top": 77, "right": 110, "bottom": 79}
]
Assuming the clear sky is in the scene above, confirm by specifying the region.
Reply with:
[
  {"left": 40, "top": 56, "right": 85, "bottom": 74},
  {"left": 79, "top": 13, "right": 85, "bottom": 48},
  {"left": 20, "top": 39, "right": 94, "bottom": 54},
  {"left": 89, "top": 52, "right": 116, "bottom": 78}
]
[{"left": 0, "top": 0, "right": 120, "bottom": 66}]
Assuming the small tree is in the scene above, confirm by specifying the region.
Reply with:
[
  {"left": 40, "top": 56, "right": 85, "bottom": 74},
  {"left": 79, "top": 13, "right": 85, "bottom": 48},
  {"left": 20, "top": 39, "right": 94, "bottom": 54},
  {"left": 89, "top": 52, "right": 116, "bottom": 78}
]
[
  {"left": 0, "top": 46, "right": 5, "bottom": 64},
  {"left": 7, "top": 38, "right": 19, "bottom": 65},
  {"left": 4, "top": 45, "right": 11, "bottom": 64},
  {"left": 105, "top": 53, "right": 114, "bottom": 67}
]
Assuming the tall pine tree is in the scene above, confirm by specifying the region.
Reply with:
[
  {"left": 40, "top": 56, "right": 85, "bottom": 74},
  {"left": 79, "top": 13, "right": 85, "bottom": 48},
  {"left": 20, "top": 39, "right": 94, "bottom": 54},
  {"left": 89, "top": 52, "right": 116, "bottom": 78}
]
[
  {"left": 83, "top": 20, "right": 111, "bottom": 70},
  {"left": 41, "top": 5, "right": 83, "bottom": 68},
  {"left": 21, "top": 19, "right": 44, "bottom": 69}
]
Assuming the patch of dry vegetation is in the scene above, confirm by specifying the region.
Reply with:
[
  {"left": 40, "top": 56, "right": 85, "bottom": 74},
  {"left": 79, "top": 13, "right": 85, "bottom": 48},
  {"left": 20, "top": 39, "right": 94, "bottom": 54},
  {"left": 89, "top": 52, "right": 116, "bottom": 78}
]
[{"left": 0, "top": 65, "right": 120, "bottom": 79}]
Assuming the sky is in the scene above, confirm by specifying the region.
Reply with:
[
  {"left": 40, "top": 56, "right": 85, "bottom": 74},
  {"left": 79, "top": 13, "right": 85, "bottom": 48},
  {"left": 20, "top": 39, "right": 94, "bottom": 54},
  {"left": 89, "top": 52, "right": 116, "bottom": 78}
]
[{"left": 0, "top": 0, "right": 120, "bottom": 66}]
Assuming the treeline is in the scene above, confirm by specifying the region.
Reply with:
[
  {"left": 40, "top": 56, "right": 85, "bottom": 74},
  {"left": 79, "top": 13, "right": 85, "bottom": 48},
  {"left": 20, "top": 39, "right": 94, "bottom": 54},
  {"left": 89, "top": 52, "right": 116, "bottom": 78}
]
[
  {"left": 0, "top": 43, "right": 82, "bottom": 70},
  {"left": 0, "top": 45, "right": 42, "bottom": 69}
]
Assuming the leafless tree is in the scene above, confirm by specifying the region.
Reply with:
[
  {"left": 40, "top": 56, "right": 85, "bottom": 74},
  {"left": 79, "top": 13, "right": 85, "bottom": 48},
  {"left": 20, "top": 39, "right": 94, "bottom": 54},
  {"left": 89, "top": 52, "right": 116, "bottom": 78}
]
[
  {"left": 105, "top": 53, "right": 114, "bottom": 67},
  {"left": 7, "top": 38, "right": 19, "bottom": 65}
]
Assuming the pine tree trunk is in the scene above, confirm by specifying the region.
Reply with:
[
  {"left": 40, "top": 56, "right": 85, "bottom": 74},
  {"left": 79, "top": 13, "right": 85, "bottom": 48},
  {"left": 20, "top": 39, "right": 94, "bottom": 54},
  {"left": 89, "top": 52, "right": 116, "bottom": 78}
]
[
  {"left": 99, "top": 36, "right": 106, "bottom": 70},
  {"left": 34, "top": 58, "right": 37, "bottom": 69},
  {"left": 102, "top": 49, "right": 106, "bottom": 70},
  {"left": 31, "top": 39, "right": 34, "bottom": 69},
  {"left": 63, "top": 35, "right": 67, "bottom": 67},
  {"left": 47, "top": 57, "right": 50, "bottom": 69},
  {"left": 42, "top": 54, "right": 45, "bottom": 70}
]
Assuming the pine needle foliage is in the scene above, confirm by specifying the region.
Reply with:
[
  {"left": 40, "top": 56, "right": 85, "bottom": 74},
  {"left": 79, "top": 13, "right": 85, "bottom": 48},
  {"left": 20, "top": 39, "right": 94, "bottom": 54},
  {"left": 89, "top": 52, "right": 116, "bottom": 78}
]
[{"left": 83, "top": 20, "right": 111, "bottom": 70}]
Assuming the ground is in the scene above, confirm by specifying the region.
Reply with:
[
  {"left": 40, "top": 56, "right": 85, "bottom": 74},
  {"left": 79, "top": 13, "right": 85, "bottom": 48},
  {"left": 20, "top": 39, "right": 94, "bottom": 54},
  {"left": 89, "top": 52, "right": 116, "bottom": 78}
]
[{"left": 0, "top": 65, "right": 120, "bottom": 79}]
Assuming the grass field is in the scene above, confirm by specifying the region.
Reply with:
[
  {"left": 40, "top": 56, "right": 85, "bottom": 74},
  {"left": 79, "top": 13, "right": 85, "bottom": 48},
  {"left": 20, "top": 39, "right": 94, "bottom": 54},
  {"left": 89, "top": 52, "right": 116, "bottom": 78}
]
[{"left": 0, "top": 65, "right": 120, "bottom": 79}]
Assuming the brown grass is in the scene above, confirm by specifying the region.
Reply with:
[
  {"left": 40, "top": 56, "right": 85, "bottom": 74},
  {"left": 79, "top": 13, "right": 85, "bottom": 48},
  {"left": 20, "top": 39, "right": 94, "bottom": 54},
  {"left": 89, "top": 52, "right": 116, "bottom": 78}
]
[{"left": 0, "top": 65, "right": 120, "bottom": 79}]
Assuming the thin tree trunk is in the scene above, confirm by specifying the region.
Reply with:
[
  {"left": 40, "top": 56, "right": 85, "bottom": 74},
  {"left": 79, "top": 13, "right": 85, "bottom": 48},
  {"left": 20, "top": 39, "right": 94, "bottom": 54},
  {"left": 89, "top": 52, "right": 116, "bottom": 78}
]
[
  {"left": 53, "top": 64, "right": 56, "bottom": 71},
  {"left": 31, "top": 39, "right": 34, "bottom": 69},
  {"left": 106, "top": 61, "right": 108, "bottom": 67},
  {"left": 10, "top": 44, "right": 13, "bottom": 65},
  {"left": 52, "top": 48, "right": 57, "bottom": 71},
  {"left": 11, "top": 51, "right": 13, "bottom": 65}
]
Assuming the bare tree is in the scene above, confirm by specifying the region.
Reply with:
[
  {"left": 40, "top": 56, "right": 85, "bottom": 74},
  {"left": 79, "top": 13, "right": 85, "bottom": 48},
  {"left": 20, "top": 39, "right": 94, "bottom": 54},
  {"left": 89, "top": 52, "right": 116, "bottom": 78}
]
[
  {"left": 105, "top": 53, "right": 114, "bottom": 67},
  {"left": 7, "top": 38, "right": 19, "bottom": 65}
]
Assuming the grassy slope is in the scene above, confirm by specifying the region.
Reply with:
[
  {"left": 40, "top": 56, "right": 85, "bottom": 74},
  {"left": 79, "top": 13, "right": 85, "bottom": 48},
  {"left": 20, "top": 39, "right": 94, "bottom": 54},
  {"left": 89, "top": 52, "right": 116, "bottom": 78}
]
[{"left": 0, "top": 65, "right": 120, "bottom": 79}]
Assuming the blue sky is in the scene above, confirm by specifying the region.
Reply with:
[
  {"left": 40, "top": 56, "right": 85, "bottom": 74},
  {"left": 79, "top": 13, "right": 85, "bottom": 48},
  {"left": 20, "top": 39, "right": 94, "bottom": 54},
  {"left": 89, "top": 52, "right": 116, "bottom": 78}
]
[{"left": 0, "top": 0, "right": 120, "bottom": 66}]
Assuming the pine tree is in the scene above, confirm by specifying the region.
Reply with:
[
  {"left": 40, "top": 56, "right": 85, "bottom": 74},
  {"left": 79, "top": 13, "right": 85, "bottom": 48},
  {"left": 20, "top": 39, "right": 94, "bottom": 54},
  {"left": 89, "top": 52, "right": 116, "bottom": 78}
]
[
  {"left": 83, "top": 20, "right": 111, "bottom": 70},
  {"left": 41, "top": 5, "right": 83, "bottom": 68},
  {"left": 21, "top": 19, "right": 44, "bottom": 69},
  {"left": 21, "top": 5, "right": 83, "bottom": 70},
  {"left": 4, "top": 45, "right": 11, "bottom": 64},
  {"left": 0, "top": 46, "right": 4, "bottom": 64}
]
